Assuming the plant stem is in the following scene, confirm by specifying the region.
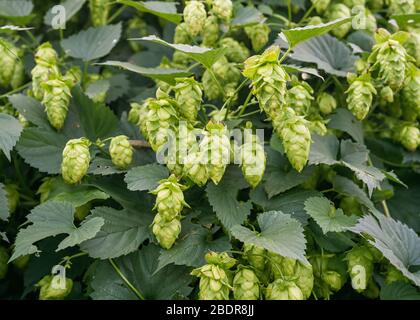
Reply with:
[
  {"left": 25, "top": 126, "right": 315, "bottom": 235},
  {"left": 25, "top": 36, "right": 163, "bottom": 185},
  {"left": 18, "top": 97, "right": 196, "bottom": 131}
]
[
  {"left": 236, "top": 90, "right": 254, "bottom": 117},
  {"left": 298, "top": 5, "right": 315, "bottom": 24},
  {"left": 0, "top": 82, "right": 31, "bottom": 99},
  {"left": 287, "top": 0, "right": 292, "bottom": 25},
  {"left": 109, "top": 258, "right": 145, "bottom": 300},
  {"left": 129, "top": 140, "right": 151, "bottom": 149},
  {"left": 367, "top": 157, "right": 391, "bottom": 217},
  {"left": 279, "top": 47, "right": 292, "bottom": 64},
  {"left": 25, "top": 30, "right": 39, "bottom": 47},
  {"left": 107, "top": 5, "right": 126, "bottom": 24}
]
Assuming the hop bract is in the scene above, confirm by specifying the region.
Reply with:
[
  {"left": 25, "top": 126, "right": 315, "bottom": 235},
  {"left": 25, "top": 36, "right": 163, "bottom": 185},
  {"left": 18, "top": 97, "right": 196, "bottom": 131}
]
[{"left": 61, "top": 138, "right": 91, "bottom": 184}]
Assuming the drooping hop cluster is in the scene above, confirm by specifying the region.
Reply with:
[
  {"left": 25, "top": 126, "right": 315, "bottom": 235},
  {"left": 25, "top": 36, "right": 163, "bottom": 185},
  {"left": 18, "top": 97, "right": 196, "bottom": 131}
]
[
  {"left": 4, "top": 184, "right": 19, "bottom": 214},
  {"left": 0, "top": 39, "right": 24, "bottom": 89},
  {"left": 345, "top": 74, "right": 377, "bottom": 121},
  {"left": 344, "top": 245, "right": 376, "bottom": 292},
  {"left": 210, "top": 0, "right": 233, "bottom": 21},
  {"left": 61, "top": 138, "right": 91, "bottom": 184},
  {"left": 109, "top": 135, "right": 134, "bottom": 169},
  {"left": 191, "top": 252, "right": 236, "bottom": 300},
  {"left": 240, "top": 127, "right": 266, "bottom": 188},
  {"left": 244, "top": 24, "right": 271, "bottom": 52},
  {"left": 233, "top": 267, "right": 260, "bottom": 300},
  {"left": 183, "top": 1, "right": 207, "bottom": 36},
  {"left": 151, "top": 175, "right": 188, "bottom": 249},
  {"left": 89, "top": 0, "right": 111, "bottom": 26},
  {"left": 0, "top": 246, "right": 9, "bottom": 280},
  {"left": 173, "top": 77, "right": 203, "bottom": 123},
  {"left": 42, "top": 79, "right": 72, "bottom": 130},
  {"left": 36, "top": 275, "right": 73, "bottom": 300}
]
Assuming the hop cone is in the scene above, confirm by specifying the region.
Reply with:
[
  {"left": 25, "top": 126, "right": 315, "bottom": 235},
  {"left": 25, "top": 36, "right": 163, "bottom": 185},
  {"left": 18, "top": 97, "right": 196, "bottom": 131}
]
[
  {"left": 345, "top": 246, "right": 375, "bottom": 292},
  {"left": 205, "top": 251, "right": 236, "bottom": 269},
  {"left": 133, "top": 99, "right": 153, "bottom": 140},
  {"left": 399, "top": 125, "right": 420, "bottom": 151},
  {"left": 240, "top": 130, "right": 266, "bottom": 188},
  {"left": 0, "top": 39, "right": 24, "bottom": 89},
  {"left": 307, "top": 16, "right": 324, "bottom": 25},
  {"left": 287, "top": 83, "right": 314, "bottom": 116},
  {"left": 384, "top": 264, "right": 410, "bottom": 285},
  {"left": 109, "top": 135, "right": 134, "bottom": 168},
  {"left": 369, "top": 34, "right": 408, "bottom": 90},
  {"left": 280, "top": 112, "right": 312, "bottom": 172},
  {"left": 245, "top": 23, "right": 271, "bottom": 52},
  {"left": 151, "top": 175, "right": 188, "bottom": 221},
  {"left": 311, "top": 0, "right": 330, "bottom": 13},
  {"left": 4, "top": 184, "right": 19, "bottom": 214},
  {"left": 174, "top": 23, "right": 192, "bottom": 44},
  {"left": 327, "top": 4, "right": 352, "bottom": 38},
  {"left": 405, "top": 29, "right": 420, "bottom": 67},
  {"left": 61, "top": 138, "right": 91, "bottom": 184},
  {"left": 340, "top": 196, "right": 363, "bottom": 216},
  {"left": 202, "top": 15, "right": 220, "bottom": 47},
  {"left": 321, "top": 271, "right": 344, "bottom": 292},
  {"left": 401, "top": 66, "right": 420, "bottom": 119},
  {"left": 183, "top": 149, "right": 210, "bottom": 187},
  {"left": 191, "top": 264, "right": 231, "bottom": 300},
  {"left": 379, "top": 86, "right": 394, "bottom": 107},
  {"left": 34, "top": 42, "right": 58, "bottom": 66},
  {"left": 183, "top": 1, "right": 207, "bottom": 36},
  {"left": 343, "top": 0, "right": 366, "bottom": 7},
  {"left": 346, "top": 75, "right": 376, "bottom": 121},
  {"left": 174, "top": 77, "right": 202, "bottom": 123},
  {"left": 265, "top": 279, "right": 304, "bottom": 300},
  {"left": 42, "top": 78, "right": 72, "bottom": 130},
  {"left": 37, "top": 275, "right": 73, "bottom": 300},
  {"left": 233, "top": 267, "right": 260, "bottom": 300},
  {"left": 219, "top": 38, "right": 250, "bottom": 63},
  {"left": 31, "top": 65, "right": 60, "bottom": 101},
  {"left": 0, "top": 246, "right": 9, "bottom": 280},
  {"left": 63, "top": 66, "right": 82, "bottom": 88},
  {"left": 211, "top": 0, "right": 233, "bottom": 21},
  {"left": 243, "top": 244, "right": 266, "bottom": 272},
  {"left": 89, "top": 0, "right": 111, "bottom": 26},
  {"left": 152, "top": 213, "right": 181, "bottom": 250},
  {"left": 388, "top": 0, "right": 415, "bottom": 15}
]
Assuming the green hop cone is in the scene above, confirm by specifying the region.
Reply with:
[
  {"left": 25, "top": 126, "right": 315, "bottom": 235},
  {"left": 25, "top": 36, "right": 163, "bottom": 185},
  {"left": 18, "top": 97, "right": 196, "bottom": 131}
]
[
  {"left": 327, "top": 4, "right": 352, "bottom": 38},
  {"left": 37, "top": 275, "right": 73, "bottom": 300},
  {"left": 183, "top": 1, "right": 207, "bottom": 36},
  {"left": 174, "top": 23, "right": 192, "bottom": 44},
  {"left": 219, "top": 38, "right": 250, "bottom": 63},
  {"left": 211, "top": 0, "right": 233, "bottom": 22},
  {"left": 34, "top": 42, "right": 58, "bottom": 66},
  {"left": 245, "top": 23, "right": 271, "bottom": 52},
  {"left": 174, "top": 77, "right": 202, "bottom": 123},
  {"left": 311, "top": 0, "right": 331, "bottom": 13},
  {"left": 183, "top": 149, "right": 210, "bottom": 187},
  {"left": 152, "top": 213, "right": 181, "bottom": 250},
  {"left": 401, "top": 65, "right": 420, "bottom": 119},
  {"left": 36, "top": 176, "right": 56, "bottom": 203},
  {"left": 345, "top": 246, "right": 375, "bottom": 292},
  {"left": 388, "top": 0, "right": 415, "bottom": 15},
  {"left": 280, "top": 112, "right": 311, "bottom": 172},
  {"left": 265, "top": 279, "right": 304, "bottom": 300},
  {"left": 384, "top": 264, "right": 410, "bottom": 285},
  {"left": 89, "top": 0, "right": 111, "bottom": 26},
  {"left": 307, "top": 16, "right": 324, "bottom": 25},
  {"left": 61, "top": 138, "right": 91, "bottom": 184},
  {"left": 399, "top": 125, "right": 420, "bottom": 151},
  {"left": 233, "top": 267, "right": 260, "bottom": 300},
  {"left": 109, "top": 135, "right": 134, "bottom": 169},
  {"left": 321, "top": 271, "right": 344, "bottom": 292},
  {"left": 13, "top": 254, "right": 30, "bottom": 271},
  {"left": 0, "top": 39, "right": 24, "bottom": 89},
  {"left": 240, "top": 129, "right": 266, "bottom": 188},
  {"left": 63, "top": 66, "right": 82, "bottom": 88},
  {"left": 151, "top": 175, "right": 188, "bottom": 221},
  {"left": 379, "top": 86, "right": 394, "bottom": 107},
  {"left": 191, "top": 264, "right": 231, "bottom": 300},
  {"left": 4, "top": 184, "right": 19, "bottom": 214},
  {"left": 345, "top": 74, "right": 377, "bottom": 121},
  {"left": 0, "top": 246, "right": 9, "bottom": 280},
  {"left": 405, "top": 29, "right": 420, "bottom": 67},
  {"left": 343, "top": 0, "right": 366, "bottom": 7},
  {"left": 202, "top": 15, "right": 220, "bottom": 47},
  {"left": 243, "top": 244, "right": 266, "bottom": 272},
  {"left": 130, "top": 100, "right": 152, "bottom": 140},
  {"left": 42, "top": 78, "right": 72, "bottom": 130},
  {"left": 369, "top": 30, "right": 408, "bottom": 90},
  {"left": 287, "top": 82, "right": 314, "bottom": 116},
  {"left": 363, "top": 9, "right": 377, "bottom": 34},
  {"left": 317, "top": 92, "right": 337, "bottom": 115},
  {"left": 340, "top": 196, "right": 363, "bottom": 216}
]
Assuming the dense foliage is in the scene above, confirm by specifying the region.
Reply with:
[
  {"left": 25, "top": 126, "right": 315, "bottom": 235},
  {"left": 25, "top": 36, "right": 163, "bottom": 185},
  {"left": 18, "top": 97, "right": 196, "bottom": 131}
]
[{"left": 0, "top": 0, "right": 420, "bottom": 300}]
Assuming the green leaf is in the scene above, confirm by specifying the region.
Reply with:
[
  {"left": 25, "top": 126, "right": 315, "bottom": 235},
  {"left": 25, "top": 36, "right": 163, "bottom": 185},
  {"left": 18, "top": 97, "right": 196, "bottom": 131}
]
[
  {"left": 85, "top": 79, "right": 110, "bottom": 101},
  {"left": 90, "top": 245, "right": 193, "bottom": 300},
  {"left": 0, "top": 0, "right": 33, "bottom": 22},
  {"left": 61, "top": 23, "right": 122, "bottom": 61},
  {"left": 391, "top": 13, "right": 420, "bottom": 29},
  {"left": 308, "top": 134, "right": 339, "bottom": 166},
  {"left": 231, "top": 5, "right": 264, "bottom": 26},
  {"left": 308, "top": 220, "right": 355, "bottom": 253},
  {"left": 9, "top": 94, "right": 50, "bottom": 128},
  {"left": 206, "top": 166, "right": 252, "bottom": 230},
  {"left": 50, "top": 187, "right": 109, "bottom": 208},
  {"left": 97, "top": 61, "right": 191, "bottom": 85},
  {"left": 0, "top": 113, "right": 23, "bottom": 161},
  {"left": 157, "top": 222, "right": 231, "bottom": 270},
  {"left": 125, "top": 164, "right": 169, "bottom": 192},
  {"left": 328, "top": 108, "right": 364, "bottom": 144},
  {"left": 277, "top": 33, "right": 357, "bottom": 77},
  {"left": 135, "top": 36, "right": 226, "bottom": 69},
  {"left": 350, "top": 214, "right": 420, "bottom": 287},
  {"left": 283, "top": 64, "right": 324, "bottom": 80},
  {"left": 10, "top": 201, "right": 104, "bottom": 261},
  {"left": 117, "top": 0, "right": 182, "bottom": 24},
  {"left": 280, "top": 17, "right": 352, "bottom": 48},
  {"left": 380, "top": 282, "right": 420, "bottom": 300},
  {"left": 44, "top": 0, "right": 86, "bottom": 26},
  {"left": 80, "top": 206, "right": 152, "bottom": 259},
  {"left": 0, "top": 183, "right": 9, "bottom": 221},
  {"left": 304, "top": 197, "right": 358, "bottom": 234},
  {"left": 231, "top": 211, "right": 308, "bottom": 264}
]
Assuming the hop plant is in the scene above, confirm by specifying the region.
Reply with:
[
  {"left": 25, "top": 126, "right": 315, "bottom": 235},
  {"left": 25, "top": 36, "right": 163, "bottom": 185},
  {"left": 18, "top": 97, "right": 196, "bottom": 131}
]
[
  {"left": 0, "top": 246, "right": 9, "bottom": 280},
  {"left": 369, "top": 29, "right": 408, "bottom": 90},
  {"left": 233, "top": 267, "right": 260, "bottom": 300},
  {"left": 345, "top": 246, "right": 375, "bottom": 292},
  {"left": 219, "top": 38, "right": 250, "bottom": 63},
  {"left": 191, "top": 264, "right": 231, "bottom": 300},
  {"left": 42, "top": 78, "right": 72, "bottom": 130},
  {"left": 287, "top": 81, "right": 314, "bottom": 116},
  {"left": 174, "top": 23, "right": 192, "bottom": 44},
  {"left": 202, "top": 15, "right": 220, "bottom": 47},
  {"left": 240, "top": 127, "right": 266, "bottom": 188},
  {"left": 211, "top": 0, "right": 233, "bottom": 21},
  {"left": 317, "top": 93, "right": 337, "bottom": 115},
  {"left": 109, "top": 135, "right": 134, "bottom": 169},
  {"left": 327, "top": 4, "right": 352, "bottom": 38},
  {"left": 346, "top": 74, "right": 377, "bottom": 121},
  {"left": 311, "top": 0, "right": 331, "bottom": 13},
  {"left": 89, "top": 0, "right": 111, "bottom": 26},
  {"left": 265, "top": 279, "right": 304, "bottom": 300},
  {"left": 244, "top": 24, "right": 271, "bottom": 52},
  {"left": 61, "top": 138, "right": 91, "bottom": 184},
  {"left": 152, "top": 213, "right": 181, "bottom": 250},
  {"left": 151, "top": 175, "right": 188, "bottom": 221},
  {"left": 183, "top": 1, "right": 207, "bottom": 36},
  {"left": 399, "top": 125, "right": 420, "bottom": 151},
  {"left": 0, "top": 39, "right": 24, "bottom": 89},
  {"left": 4, "top": 184, "right": 19, "bottom": 214},
  {"left": 243, "top": 244, "right": 266, "bottom": 272},
  {"left": 388, "top": 0, "right": 415, "bottom": 15},
  {"left": 37, "top": 275, "right": 73, "bottom": 300},
  {"left": 174, "top": 77, "right": 202, "bottom": 123}
]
